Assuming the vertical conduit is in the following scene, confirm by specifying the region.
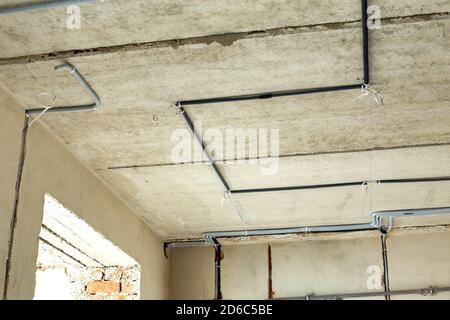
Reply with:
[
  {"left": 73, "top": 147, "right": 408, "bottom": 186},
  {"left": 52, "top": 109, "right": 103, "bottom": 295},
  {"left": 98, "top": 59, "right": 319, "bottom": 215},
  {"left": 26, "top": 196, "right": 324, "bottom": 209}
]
[
  {"left": 268, "top": 244, "right": 274, "bottom": 299},
  {"left": 211, "top": 238, "right": 222, "bottom": 300},
  {"left": 3, "top": 116, "right": 29, "bottom": 300},
  {"left": 381, "top": 232, "right": 391, "bottom": 300},
  {"left": 3, "top": 64, "right": 100, "bottom": 300},
  {"left": 361, "top": 0, "right": 370, "bottom": 84}
]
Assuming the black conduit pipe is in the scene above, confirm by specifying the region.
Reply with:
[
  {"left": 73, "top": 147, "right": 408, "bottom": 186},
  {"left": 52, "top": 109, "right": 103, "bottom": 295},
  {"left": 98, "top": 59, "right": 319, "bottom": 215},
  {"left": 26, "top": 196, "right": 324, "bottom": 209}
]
[
  {"left": 176, "top": 0, "right": 369, "bottom": 107},
  {"left": 179, "top": 106, "right": 230, "bottom": 192},
  {"left": 2, "top": 116, "right": 29, "bottom": 300},
  {"left": 174, "top": 0, "right": 372, "bottom": 199},
  {"left": 381, "top": 232, "right": 391, "bottom": 301},
  {"left": 209, "top": 238, "right": 222, "bottom": 300},
  {"left": 177, "top": 84, "right": 362, "bottom": 106},
  {"left": 361, "top": 0, "right": 370, "bottom": 84},
  {"left": 231, "top": 176, "right": 450, "bottom": 195}
]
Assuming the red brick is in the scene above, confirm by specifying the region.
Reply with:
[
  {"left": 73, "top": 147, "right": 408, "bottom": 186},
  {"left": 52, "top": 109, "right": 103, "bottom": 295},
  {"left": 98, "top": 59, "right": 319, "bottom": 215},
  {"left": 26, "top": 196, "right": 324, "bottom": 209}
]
[{"left": 86, "top": 281, "right": 120, "bottom": 295}]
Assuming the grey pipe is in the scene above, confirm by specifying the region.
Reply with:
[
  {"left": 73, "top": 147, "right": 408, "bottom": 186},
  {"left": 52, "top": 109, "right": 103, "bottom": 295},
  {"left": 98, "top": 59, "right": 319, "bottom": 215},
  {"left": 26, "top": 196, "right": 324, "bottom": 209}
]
[
  {"left": 0, "top": 0, "right": 95, "bottom": 15},
  {"left": 165, "top": 240, "right": 208, "bottom": 249},
  {"left": 165, "top": 207, "right": 450, "bottom": 249},
  {"left": 276, "top": 286, "right": 450, "bottom": 300},
  {"left": 372, "top": 207, "right": 450, "bottom": 228},
  {"left": 26, "top": 63, "right": 101, "bottom": 115},
  {"left": 164, "top": 222, "right": 377, "bottom": 249},
  {"left": 203, "top": 223, "right": 376, "bottom": 240}
]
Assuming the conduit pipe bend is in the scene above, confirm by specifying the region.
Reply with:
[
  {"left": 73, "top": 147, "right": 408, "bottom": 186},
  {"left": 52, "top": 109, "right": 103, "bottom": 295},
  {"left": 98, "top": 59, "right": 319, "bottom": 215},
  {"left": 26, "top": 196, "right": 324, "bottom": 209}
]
[
  {"left": 371, "top": 207, "right": 450, "bottom": 229},
  {"left": 163, "top": 207, "right": 450, "bottom": 301},
  {"left": 26, "top": 63, "right": 101, "bottom": 116},
  {"left": 205, "top": 236, "right": 222, "bottom": 300},
  {"left": 4, "top": 63, "right": 100, "bottom": 300}
]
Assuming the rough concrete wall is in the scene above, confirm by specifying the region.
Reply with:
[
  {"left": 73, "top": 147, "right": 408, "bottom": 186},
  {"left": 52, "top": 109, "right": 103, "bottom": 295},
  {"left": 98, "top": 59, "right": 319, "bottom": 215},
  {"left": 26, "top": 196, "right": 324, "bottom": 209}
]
[
  {"left": 169, "top": 231, "right": 450, "bottom": 300},
  {"left": 0, "top": 85, "right": 169, "bottom": 299},
  {"left": 169, "top": 243, "right": 270, "bottom": 300},
  {"left": 169, "top": 246, "right": 215, "bottom": 300},
  {"left": 221, "top": 244, "right": 268, "bottom": 300},
  {"left": 35, "top": 266, "right": 140, "bottom": 300},
  {"left": 272, "top": 236, "right": 383, "bottom": 298},
  {"left": 388, "top": 231, "right": 450, "bottom": 300},
  {"left": 0, "top": 85, "right": 24, "bottom": 299}
]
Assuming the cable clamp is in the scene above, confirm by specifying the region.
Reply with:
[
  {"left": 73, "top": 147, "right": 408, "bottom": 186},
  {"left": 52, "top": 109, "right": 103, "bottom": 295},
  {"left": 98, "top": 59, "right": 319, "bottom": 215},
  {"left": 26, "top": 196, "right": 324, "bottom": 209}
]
[{"left": 420, "top": 286, "right": 436, "bottom": 297}]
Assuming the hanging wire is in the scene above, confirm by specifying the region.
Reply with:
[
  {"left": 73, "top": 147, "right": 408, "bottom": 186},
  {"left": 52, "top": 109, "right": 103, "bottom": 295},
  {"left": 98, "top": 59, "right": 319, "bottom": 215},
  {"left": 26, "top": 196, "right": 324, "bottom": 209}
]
[
  {"left": 358, "top": 83, "right": 383, "bottom": 220},
  {"left": 222, "top": 191, "right": 246, "bottom": 221},
  {"left": 28, "top": 67, "right": 58, "bottom": 127},
  {"left": 141, "top": 56, "right": 184, "bottom": 125},
  {"left": 142, "top": 56, "right": 245, "bottom": 221},
  {"left": 152, "top": 102, "right": 184, "bottom": 125},
  {"left": 354, "top": 83, "right": 384, "bottom": 107}
]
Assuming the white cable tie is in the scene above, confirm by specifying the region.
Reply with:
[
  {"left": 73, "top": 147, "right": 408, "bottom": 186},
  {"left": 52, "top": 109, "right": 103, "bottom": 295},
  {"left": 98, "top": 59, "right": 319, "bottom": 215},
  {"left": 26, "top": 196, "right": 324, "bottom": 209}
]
[
  {"left": 353, "top": 84, "right": 384, "bottom": 107},
  {"left": 28, "top": 92, "right": 56, "bottom": 127}
]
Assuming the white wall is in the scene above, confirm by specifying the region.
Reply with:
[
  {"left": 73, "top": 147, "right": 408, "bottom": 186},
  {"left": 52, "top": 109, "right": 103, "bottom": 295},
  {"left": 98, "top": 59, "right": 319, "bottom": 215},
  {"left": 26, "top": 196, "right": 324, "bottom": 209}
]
[{"left": 0, "top": 85, "right": 169, "bottom": 299}]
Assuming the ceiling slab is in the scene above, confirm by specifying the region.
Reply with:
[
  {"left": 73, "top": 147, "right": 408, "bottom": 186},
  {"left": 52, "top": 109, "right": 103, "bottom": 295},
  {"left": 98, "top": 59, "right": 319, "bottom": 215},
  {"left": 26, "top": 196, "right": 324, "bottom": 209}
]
[
  {"left": 98, "top": 144, "right": 450, "bottom": 238},
  {"left": 0, "top": 1, "right": 449, "bottom": 239},
  {"left": 1, "top": 0, "right": 449, "bottom": 59},
  {"left": 222, "top": 145, "right": 450, "bottom": 190},
  {"left": 0, "top": 18, "right": 448, "bottom": 170},
  {"left": 0, "top": 24, "right": 364, "bottom": 168}
]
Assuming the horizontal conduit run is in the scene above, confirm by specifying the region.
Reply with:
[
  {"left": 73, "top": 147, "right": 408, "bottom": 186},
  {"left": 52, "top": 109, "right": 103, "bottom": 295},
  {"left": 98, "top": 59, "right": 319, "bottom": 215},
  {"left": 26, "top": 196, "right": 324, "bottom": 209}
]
[
  {"left": 0, "top": 0, "right": 95, "bottom": 15},
  {"left": 230, "top": 176, "right": 450, "bottom": 194},
  {"left": 165, "top": 207, "right": 450, "bottom": 249},
  {"left": 177, "top": 84, "right": 362, "bottom": 106},
  {"left": 165, "top": 207, "right": 450, "bottom": 300},
  {"left": 174, "top": 0, "right": 373, "bottom": 199},
  {"left": 275, "top": 286, "right": 450, "bottom": 300}
]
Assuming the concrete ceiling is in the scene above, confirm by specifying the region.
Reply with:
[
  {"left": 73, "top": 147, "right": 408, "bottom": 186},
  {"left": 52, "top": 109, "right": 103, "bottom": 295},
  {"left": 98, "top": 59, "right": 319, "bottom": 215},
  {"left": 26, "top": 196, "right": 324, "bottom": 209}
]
[{"left": 0, "top": 0, "right": 449, "bottom": 239}]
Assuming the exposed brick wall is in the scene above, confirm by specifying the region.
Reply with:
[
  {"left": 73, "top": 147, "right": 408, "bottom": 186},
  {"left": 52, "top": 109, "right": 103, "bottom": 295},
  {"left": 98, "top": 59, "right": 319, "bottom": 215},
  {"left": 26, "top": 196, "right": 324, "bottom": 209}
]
[
  {"left": 84, "top": 266, "right": 140, "bottom": 300},
  {"left": 35, "top": 265, "right": 140, "bottom": 300}
]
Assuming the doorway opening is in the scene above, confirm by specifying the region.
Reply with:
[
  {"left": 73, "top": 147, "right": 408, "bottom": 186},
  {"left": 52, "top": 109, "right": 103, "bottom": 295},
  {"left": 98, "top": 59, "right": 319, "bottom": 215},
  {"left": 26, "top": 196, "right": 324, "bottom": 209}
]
[{"left": 34, "top": 194, "right": 140, "bottom": 300}]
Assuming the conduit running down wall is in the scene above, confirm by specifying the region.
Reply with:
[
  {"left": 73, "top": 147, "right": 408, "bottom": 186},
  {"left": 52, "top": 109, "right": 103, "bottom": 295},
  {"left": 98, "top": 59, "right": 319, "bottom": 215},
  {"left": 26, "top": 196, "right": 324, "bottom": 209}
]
[
  {"left": 3, "top": 63, "right": 100, "bottom": 300},
  {"left": 165, "top": 207, "right": 450, "bottom": 300}
]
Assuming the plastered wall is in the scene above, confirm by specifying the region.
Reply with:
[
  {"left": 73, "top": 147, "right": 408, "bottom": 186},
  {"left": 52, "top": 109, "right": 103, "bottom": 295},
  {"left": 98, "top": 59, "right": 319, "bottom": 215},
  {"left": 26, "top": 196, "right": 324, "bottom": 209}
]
[
  {"left": 0, "top": 85, "right": 169, "bottom": 299},
  {"left": 169, "top": 231, "right": 450, "bottom": 300}
]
